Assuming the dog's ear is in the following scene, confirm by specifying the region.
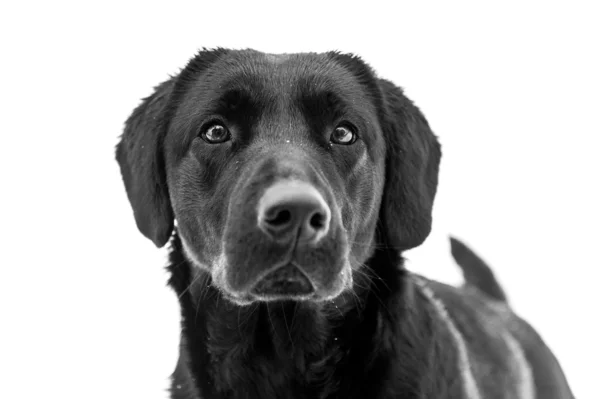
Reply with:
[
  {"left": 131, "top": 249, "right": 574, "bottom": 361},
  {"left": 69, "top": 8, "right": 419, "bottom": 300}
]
[
  {"left": 377, "top": 79, "right": 441, "bottom": 251},
  {"left": 116, "top": 48, "right": 229, "bottom": 247},
  {"left": 116, "top": 78, "right": 176, "bottom": 247}
]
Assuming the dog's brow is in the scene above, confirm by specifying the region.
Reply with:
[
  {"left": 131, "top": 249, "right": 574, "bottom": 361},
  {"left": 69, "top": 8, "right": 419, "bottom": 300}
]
[
  {"left": 196, "top": 87, "right": 266, "bottom": 128},
  {"left": 209, "top": 88, "right": 255, "bottom": 111},
  {"left": 299, "top": 89, "right": 352, "bottom": 120}
]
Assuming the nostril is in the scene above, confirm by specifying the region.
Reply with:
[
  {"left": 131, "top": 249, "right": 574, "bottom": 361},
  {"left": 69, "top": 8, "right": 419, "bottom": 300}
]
[
  {"left": 257, "top": 181, "right": 332, "bottom": 241},
  {"left": 265, "top": 208, "right": 292, "bottom": 227},
  {"left": 309, "top": 212, "right": 327, "bottom": 230}
]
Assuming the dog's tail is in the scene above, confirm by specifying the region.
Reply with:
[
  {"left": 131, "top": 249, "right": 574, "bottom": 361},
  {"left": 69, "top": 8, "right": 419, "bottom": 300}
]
[{"left": 449, "top": 236, "right": 508, "bottom": 303}]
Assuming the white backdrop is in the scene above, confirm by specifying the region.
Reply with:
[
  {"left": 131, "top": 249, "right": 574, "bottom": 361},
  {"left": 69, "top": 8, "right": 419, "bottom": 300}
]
[{"left": 1, "top": 1, "right": 598, "bottom": 398}]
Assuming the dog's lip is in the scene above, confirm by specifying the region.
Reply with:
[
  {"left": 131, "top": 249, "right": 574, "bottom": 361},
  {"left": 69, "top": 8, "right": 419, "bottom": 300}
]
[
  {"left": 227, "top": 260, "right": 352, "bottom": 304},
  {"left": 251, "top": 262, "right": 315, "bottom": 293},
  {"left": 213, "top": 252, "right": 353, "bottom": 304},
  {"left": 221, "top": 277, "right": 319, "bottom": 305},
  {"left": 217, "top": 263, "right": 319, "bottom": 304}
]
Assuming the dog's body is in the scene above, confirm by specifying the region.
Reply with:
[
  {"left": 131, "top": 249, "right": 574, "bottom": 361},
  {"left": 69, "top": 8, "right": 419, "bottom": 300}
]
[{"left": 116, "top": 49, "right": 574, "bottom": 398}]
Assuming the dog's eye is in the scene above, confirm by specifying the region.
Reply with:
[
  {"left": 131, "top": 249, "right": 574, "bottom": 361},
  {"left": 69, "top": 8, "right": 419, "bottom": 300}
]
[
  {"left": 330, "top": 125, "right": 357, "bottom": 145},
  {"left": 201, "top": 123, "right": 231, "bottom": 144}
]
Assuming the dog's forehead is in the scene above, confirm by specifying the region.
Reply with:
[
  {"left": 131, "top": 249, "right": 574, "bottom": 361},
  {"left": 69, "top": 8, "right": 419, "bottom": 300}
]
[
  {"left": 201, "top": 51, "right": 369, "bottom": 100},
  {"left": 263, "top": 53, "right": 291, "bottom": 65}
]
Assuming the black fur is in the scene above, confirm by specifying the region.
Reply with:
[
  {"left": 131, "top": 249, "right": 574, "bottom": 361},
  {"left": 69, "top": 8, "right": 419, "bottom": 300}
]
[
  {"left": 116, "top": 49, "right": 573, "bottom": 398},
  {"left": 167, "top": 233, "right": 462, "bottom": 399}
]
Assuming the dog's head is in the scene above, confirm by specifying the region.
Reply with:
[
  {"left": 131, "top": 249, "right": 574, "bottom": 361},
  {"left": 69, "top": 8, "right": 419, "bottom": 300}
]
[{"left": 116, "top": 49, "right": 440, "bottom": 305}]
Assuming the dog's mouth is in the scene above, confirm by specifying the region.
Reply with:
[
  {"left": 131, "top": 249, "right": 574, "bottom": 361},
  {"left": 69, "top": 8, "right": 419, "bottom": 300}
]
[
  {"left": 211, "top": 256, "right": 353, "bottom": 305},
  {"left": 251, "top": 263, "right": 316, "bottom": 299}
]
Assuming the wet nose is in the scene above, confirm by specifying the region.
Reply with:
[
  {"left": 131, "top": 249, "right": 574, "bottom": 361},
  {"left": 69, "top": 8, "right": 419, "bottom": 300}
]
[{"left": 257, "top": 181, "right": 331, "bottom": 243}]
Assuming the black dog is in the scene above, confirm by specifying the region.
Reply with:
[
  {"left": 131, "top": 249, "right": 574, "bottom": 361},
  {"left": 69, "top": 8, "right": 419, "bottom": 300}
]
[{"left": 116, "top": 49, "right": 574, "bottom": 398}]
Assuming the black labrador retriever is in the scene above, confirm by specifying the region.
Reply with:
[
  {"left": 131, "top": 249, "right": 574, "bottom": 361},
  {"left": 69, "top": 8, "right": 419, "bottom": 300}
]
[{"left": 116, "top": 49, "right": 574, "bottom": 399}]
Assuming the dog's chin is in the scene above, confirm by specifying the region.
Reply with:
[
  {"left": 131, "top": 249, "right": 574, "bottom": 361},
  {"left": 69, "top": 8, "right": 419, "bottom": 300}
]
[{"left": 211, "top": 259, "right": 354, "bottom": 306}]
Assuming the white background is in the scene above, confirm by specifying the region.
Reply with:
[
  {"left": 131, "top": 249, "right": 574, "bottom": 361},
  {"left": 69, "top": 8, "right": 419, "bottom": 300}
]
[{"left": 1, "top": 1, "right": 598, "bottom": 398}]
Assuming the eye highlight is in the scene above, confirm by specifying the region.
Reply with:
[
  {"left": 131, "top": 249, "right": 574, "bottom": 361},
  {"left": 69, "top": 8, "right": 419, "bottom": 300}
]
[
  {"left": 201, "top": 123, "right": 231, "bottom": 144},
  {"left": 330, "top": 124, "right": 357, "bottom": 145}
]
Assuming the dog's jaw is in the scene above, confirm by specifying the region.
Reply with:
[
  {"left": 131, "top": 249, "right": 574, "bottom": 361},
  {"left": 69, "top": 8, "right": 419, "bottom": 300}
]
[{"left": 181, "top": 231, "right": 355, "bottom": 306}]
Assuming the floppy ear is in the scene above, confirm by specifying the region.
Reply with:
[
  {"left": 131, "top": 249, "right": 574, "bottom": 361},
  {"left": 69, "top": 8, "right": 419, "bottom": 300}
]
[
  {"left": 116, "top": 48, "right": 230, "bottom": 247},
  {"left": 116, "top": 78, "right": 175, "bottom": 247},
  {"left": 377, "top": 79, "right": 441, "bottom": 251}
]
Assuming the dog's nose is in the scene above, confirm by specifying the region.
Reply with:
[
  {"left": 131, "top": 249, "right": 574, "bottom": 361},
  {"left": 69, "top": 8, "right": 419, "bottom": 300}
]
[{"left": 257, "top": 181, "right": 331, "bottom": 243}]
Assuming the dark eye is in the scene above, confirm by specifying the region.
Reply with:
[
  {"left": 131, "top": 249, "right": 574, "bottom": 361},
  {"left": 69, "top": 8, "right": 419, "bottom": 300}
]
[
  {"left": 201, "top": 123, "right": 231, "bottom": 144},
  {"left": 330, "top": 125, "right": 357, "bottom": 145}
]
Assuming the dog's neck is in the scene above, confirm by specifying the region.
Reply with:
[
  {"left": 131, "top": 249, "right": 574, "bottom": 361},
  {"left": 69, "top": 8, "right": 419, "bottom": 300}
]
[{"left": 167, "top": 233, "right": 459, "bottom": 399}]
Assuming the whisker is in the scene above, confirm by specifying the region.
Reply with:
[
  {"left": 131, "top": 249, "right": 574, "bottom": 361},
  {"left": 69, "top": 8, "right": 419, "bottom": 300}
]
[
  {"left": 280, "top": 303, "right": 295, "bottom": 351},
  {"left": 353, "top": 265, "right": 392, "bottom": 294},
  {"left": 243, "top": 304, "right": 259, "bottom": 327},
  {"left": 177, "top": 270, "right": 205, "bottom": 300},
  {"left": 195, "top": 288, "right": 218, "bottom": 326},
  {"left": 332, "top": 301, "right": 344, "bottom": 318},
  {"left": 266, "top": 303, "right": 278, "bottom": 340},
  {"left": 344, "top": 237, "right": 407, "bottom": 250},
  {"left": 351, "top": 262, "right": 394, "bottom": 319},
  {"left": 237, "top": 307, "right": 243, "bottom": 339},
  {"left": 289, "top": 301, "right": 299, "bottom": 330},
  {"left": 349, "top": 290, "right": 364, "bottom": 310}
]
